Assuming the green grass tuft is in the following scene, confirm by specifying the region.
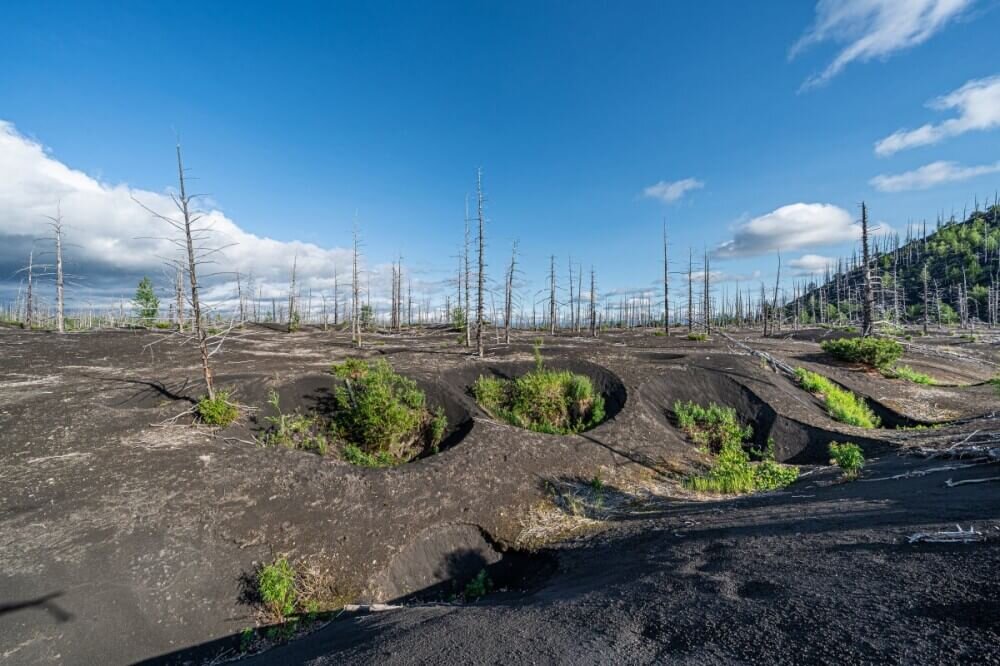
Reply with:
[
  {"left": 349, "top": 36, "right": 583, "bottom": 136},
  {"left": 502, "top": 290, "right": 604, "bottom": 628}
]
[
  {"left": 463, "top": 569, "right": 493, "bottom": 601},
  {"left": 675, "top": 402, "right": 798, "bottom": 494},
  {"left": 197, "top": 390, "right": 239, "bottom": 426},
  {"left": 258, "top": 557, "right": 298, "bottom": 620},
  {"left": 795, "top": 368, "right": 880, "bottom": 428},
  {"left": 473, "top": 368, "right": 606, "bottom": 435},
  {"left": 829, "top": 441, "right": 865, "bottom": 478},
  {"left": 686, "top": 332, "right": 708, "bottom": 341},
  {"left": 884, "top": 364, "right": 936, "bottom": 385}
]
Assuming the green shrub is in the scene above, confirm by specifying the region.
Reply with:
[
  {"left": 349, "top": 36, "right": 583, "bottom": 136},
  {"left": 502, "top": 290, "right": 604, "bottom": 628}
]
[
  {"left": 829, "top": 441, "right": 865, "bottom": 478},
  {"left": 261, "top": 390, "right": 330, "bottom": 454},
  {"left": 884, "top": 365, "right": 936, "bottom": 385},
  {"left": 331, "top": 358, "right": 445, "bottom": 463},
  {"left": 463, "top": 569, "right": 492, "bottom": 601},
  {"left": 341, "top": 443, "right": 397, "bottom": 467},
  {"left": 794, "top": 368, "right": 880, "bottom": 428},
  {"left": 473, "top": 368, "right": 606, "bottom": 435},
  {"left": 820, "top": 337, "right": 902, "bottom": 370},
  {"left": 197, "top": 390, "right": 239, "bottom": 426},
  {"left": 687, "top": 332, "right": 708, "bottom": 341},
  {"left": 258, "top": 557, "right": 298, "bottom": 619},
  {"left": 677, "top": 402, "right": 798, "bottom": 494},
  {"left": 673, "top": 401, "right": 752, "bottom": 452}
]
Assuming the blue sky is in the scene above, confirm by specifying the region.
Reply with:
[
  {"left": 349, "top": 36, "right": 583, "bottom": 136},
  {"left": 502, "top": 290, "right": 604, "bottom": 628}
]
[{"left": 2, "top": 1, "right": 999, "bottom": 310}]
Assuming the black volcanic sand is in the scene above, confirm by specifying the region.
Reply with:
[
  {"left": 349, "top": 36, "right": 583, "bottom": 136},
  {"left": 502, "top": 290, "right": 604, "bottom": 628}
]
[{"left": 0, "top": 326, "right": 998, "bottom": 664}]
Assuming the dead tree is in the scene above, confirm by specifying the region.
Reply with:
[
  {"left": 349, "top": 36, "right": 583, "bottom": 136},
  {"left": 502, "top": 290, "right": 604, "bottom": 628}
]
[
  {"left": 25, "top": 250, "right": 34, "bottom": 328},
  {"left": 43, "top": 204, "right": 66, "bottom": 333},
  {"left": 922, "top": 262, "right": 930, "bottom": 335},
  {"left": 174, "top": 266, "right": 185, "bottom": 331},
  {"left": 704, "top": 248, "right": 711, "bottom": 335},
  {"left": 861, "top": 202, "right": 875, "bottom": 337},
  {"left": 589, "top": 267, "right": 597, "bottom": 337},
  {"left": 504, "top": 241, "right": 517, "bottom": 344},
  {"left": 771, "top": 251, "right": 781, "bottom": 335},
  {"left": 464, "top": 195, "right": 472, "bottom": 347},
  {"left": 549, "top": 255, "right": 557, "bottom": 335},
  {"left": 352, "top": 222, "right": 362, "bottom": 348},
  {"left": 287, "top": 254, "right": 298, "bottom": 332},
  {"left": 133, "top": 144, "right": 221, "bottom": 399},
  {"left": 663, "top": 221, "right": 669, "bottom": 336},
  {"left": 475, "top": 168, "right": 486, "bottom": 358},
  {"left": 687, "top": 248, "right": 694, "bottom": 333}
]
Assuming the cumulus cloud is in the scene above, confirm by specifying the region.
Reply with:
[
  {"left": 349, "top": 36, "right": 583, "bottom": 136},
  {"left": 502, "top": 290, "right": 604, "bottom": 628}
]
[
  {"left": 642, "top": 178, "right": 704, "bottom": 203},
  {"left": 0, "top": 120, "right": 373, "bottom": 308},
  {"left": 715, "top": 203, "right": 858, "bottom": 258},
  {"left": 874, "top": 75, "right": 1000, "bottom": 155},
  {"left": 789, "top": 254, "right": 836, "bottom": 276},
  {"left": 791, "top": 0, "right": 972, "bottom": 90},
  {"left": 870, "top": 159, "right": 1000, "bottom": 191}
]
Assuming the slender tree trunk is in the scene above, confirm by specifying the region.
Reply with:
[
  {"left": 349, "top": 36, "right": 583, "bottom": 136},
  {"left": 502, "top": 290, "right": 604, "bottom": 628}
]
[
  {"left": 475, "top": 168, "right": 486, "bottom": 358},
  {"left": 663, "top": 221, "right": 669, "bottom": 336},
  {"left": 861, "top": 202, "right": 875, "bottom": 337}
]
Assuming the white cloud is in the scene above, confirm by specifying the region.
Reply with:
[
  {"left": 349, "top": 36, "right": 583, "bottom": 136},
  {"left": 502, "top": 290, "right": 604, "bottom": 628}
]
[
  {"left": 715, "top": 203, "right": 858, "bottom": 258},
  {"left": 789, "top": 254, "right": 836, "bottom": 276},
  {"left": 642, "top": 178, "right": 704, "bottom": 203},
  {"left": 0, "top": 120, "right": 368, "bottom": 307},
  {"left": 870, "top": 159, "right": 1000, "bottom": 191},
  {"left": 874, "top": 75, "right": 1000, "bottom": 155},
  {"left": 689, "top": 269, "right": 762, "bottom": 284},
  {"left": 791, "top": 0, "right": 972, "bottom": 89}
]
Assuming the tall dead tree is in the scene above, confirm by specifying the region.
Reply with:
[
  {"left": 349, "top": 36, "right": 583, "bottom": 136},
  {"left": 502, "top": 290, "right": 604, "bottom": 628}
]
[
  {"left": 22, "top": 250, "right": 35, "bottom": 328},
  {"left": 134, "top": 144, "right": 218, "bottom": 398},
  {"left": 287, "top": 254, "right": 298, "bottom": 332},
  {"left": 687, "top": 248, "right": 693, "bottom": 333},
  {"left": 704, "top": 248, "right": 711, "bottom": 335},
  {"left": 352, "top": 221, "right": 362, "bottom": 347},
  {"left": 464, "top": 195, "right": 472, "bottom": 347},
  {"left": 43, "top": 204, "right": 66, "bottom": 333},
  {"left": 771, "top": 251, "right": 781, "bottom": 335},
  {"left": 549, "top": 255, "right": 557, "bottom": 335},
  {"left": 589, "top": 267, "right": 597, "bottom": 337},
  {"left": 921, "top": 261, "right": 930, "bottom": 335},
  {"left": 861, "top": 202, "right": 875, "bottom": 337},
  {"left": 174, "top": 266, "right": 185, "bottom": 331},
  {"left": 663, "top": 221, "right": 669, "bottom": 336},
  {"left": 475, "top": 168, "right": 486, "bottom": 358},
  {"left": 504, "top": 241, "right": 517, "bottom": 344}
]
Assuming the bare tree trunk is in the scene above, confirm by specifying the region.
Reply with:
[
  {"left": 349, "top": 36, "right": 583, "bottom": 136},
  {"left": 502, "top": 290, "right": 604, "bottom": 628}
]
[
  {"left": 43, "top": 204, "right": 66, "bottom": 333},
  {"left": 464, "top": 195, "right": 472, "bottom": 348},
  {"left": 175, "top": 266, "right": 185, "bottom": 331},
  {"left": 25, "top": 250, "right": 34, "bottom": 329},
  {"left": 549, "top": 255, "right": 557, "bottom": 335},
  {"left": 861, "top": 202, "right": 875, "bottom": 337},
  {"left": 687, "top": 248, "right": 693, "bottom": 333},
  {"left": 166, "top": 145, "right": 216, "bottom": 399},
  {"left": 771, "top": 251, "right": 781, "bottom": 335},
  {"left": 287, "top": 254, "right": 298, "bottom": 332},
  {"left": 704, "top": 248, "right": 711, "bottom": 335},
  {"left": 663, "top": 220, "right": 669, "bottom": 336},
  {"left": 589, "top": 267, "right": 597, "bottom": 337},
  {"left": 505, "top": 241, "right": 517, "bottom": 344},
  {"left": 922, "top": 262, "right": 930, "bottom": 335},
  {"left": 475, "top": 168, "right": 486, "bottom": 358},
  {"left": 352, "top": 222, "right": 361, "bottom": 348}
]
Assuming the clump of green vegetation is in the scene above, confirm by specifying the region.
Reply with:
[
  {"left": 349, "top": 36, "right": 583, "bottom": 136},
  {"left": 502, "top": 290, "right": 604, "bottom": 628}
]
[
  {"left": 884, "top": 364, "right": 936, "bottom": 385},
  {"left": 197, "top": 390, "right": 239, "bottom": 426},
  {"left": 258, "top": 557, "right": 299, "bottom": 620},
  {"left": 675, "top": 402, "right": 798, "bottom": 494},
  {"left": 686, "top": 332, "right": 709, "bottom": 341},
  {"left": 820, "top": 336, "right": 902, "bottom": 370},
  {"left": 153, "top": 321, "right": 172, "bottom": 330},
  {"left": 331, "top": 358, "right": 447, "bottom": 465},
  {"left": 261, "top": 390, "right": 329, "bottom": 454},
  {"left": 472, "top": 361, "right": 606, "bottom": 435},
  {"left": 829, "top": 441, "right": 864, "bottom": 479},
  {"left": 674, "top": 401, "right": 752, "bottom": 452},
  {"left": 795, "top": 368, "right": 880, "bottom": 428},
  {"left": 463, "top": 569, "right": 493, "bottom": 601},
  {"left": 341, "top": 443, "right": 397, "bottom": 467}
]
